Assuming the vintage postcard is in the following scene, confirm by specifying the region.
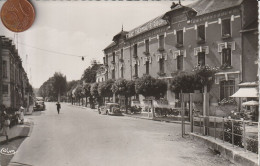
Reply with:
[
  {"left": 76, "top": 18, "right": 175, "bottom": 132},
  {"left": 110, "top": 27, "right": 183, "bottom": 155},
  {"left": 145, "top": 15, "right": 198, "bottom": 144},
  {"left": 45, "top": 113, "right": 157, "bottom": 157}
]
[{"left": 0, "top": 0, "right": 259, "bottom": 166}]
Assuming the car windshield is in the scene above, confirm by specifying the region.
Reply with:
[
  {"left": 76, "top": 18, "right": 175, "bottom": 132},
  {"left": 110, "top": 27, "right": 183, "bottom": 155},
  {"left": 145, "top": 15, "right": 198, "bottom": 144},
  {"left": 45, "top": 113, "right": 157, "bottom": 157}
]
[{"left": 110, "top": 105, "right": 119, "bottom": 108}]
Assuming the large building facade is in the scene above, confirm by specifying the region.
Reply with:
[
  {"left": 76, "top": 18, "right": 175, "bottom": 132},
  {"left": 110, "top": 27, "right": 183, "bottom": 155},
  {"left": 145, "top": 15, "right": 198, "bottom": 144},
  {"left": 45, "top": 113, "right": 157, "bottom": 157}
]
[
  {"left": 103, "top": 0, "right": 258, "bottom": 116},
  {"left": 0, "top": 36, "right": 31, "bottom": 109}
]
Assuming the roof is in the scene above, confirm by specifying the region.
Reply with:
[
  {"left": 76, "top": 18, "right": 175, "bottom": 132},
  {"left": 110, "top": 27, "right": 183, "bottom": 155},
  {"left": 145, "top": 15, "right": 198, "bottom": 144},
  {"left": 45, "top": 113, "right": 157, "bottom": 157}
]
[
  {"left": 112, "top": 31, "right": 128, "bottom": 41},
  {"left": 187, "top": 0, "right": 243, "bottom": 16},
  {"left": 103, "top": 42, "right": 116, "bottom": 51},
  {"left": 127, "top": 15, "right": 167, "bottom": 39}
]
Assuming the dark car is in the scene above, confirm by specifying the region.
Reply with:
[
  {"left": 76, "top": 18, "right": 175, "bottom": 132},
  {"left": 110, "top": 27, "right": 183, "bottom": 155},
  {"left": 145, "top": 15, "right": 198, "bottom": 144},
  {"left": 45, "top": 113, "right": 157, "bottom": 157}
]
[
  {"left": 33, "top": 101, "right": 45, "bottom": 111},
  {"left": 99, "top": 103, "right": 122, "bottom": 115}
]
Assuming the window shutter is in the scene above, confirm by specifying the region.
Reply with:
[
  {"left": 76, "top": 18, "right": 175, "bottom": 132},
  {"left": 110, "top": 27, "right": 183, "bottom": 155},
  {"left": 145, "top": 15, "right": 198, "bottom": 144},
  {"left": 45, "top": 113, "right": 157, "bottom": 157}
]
[
  {"left": 157, "top": 55, "right": 160, "bottom": 62},
  {"left": 194, "top": 48, "right": 198, "bottom": 56},
  {"left": 218, "top": 18, "right": 221, "bottom": 24},
  {"left": 138, "top": 60, "right": 140, "bottom": 66},
  {"left": 157, "top": 35, "right": 159, "bottom": 39},
  {"left": 149, "top": 57, "right": 152, "bottom": 64},
  {"left": 232, "top": 42, "right": 236, "bottom": 50},
  {"left": 143, "top": 58, "right": 146, "bottom": 65},
  {"left": 231, "top": 15, "right": 234, "bottom": 21},
  {"left": 164, "top": 54, "right": 167, "bottom": 60},
  {"left": 194, "top": 24, "right": 197, "bottom": 30},
  {"left": 204, "top": 46, "right": 209, "bottom": 54},
  {"left": 164, "top": 32, "right": 167, "bottom": 37},
  {"left": 173, "top": 30, "right": 176, "bottom": 35},
  {"left": 218, "top": 43, "right": 223, "bottom": 52},
  {"left": 183, "top": 50, "right": 186, "bottom": 57},
  {"left": 205, "top": 22, "right": 208, "bottom": 28}
]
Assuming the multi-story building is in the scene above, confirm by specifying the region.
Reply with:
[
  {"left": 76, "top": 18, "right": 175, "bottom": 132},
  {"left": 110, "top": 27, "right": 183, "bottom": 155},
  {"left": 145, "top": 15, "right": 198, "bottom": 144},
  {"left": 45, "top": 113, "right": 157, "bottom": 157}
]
[
  {"left": 103, "top": 0, "right": 258, "bottom": 116},
  {"left": 0, "top": 36, "right": 31, "bottom": 109}
]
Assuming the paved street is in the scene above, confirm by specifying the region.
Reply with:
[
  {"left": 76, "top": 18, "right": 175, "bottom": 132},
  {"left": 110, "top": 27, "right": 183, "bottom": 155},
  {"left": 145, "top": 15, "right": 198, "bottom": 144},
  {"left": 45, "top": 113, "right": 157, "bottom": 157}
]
[{"left": 9, "top": 102, "right": 234, "bottom": 166}]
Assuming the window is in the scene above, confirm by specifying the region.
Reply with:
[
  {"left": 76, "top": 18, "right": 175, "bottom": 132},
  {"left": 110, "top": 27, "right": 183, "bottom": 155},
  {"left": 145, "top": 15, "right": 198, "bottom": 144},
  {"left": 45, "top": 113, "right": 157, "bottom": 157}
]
[
  {"left": 145, "top": 39, "right": 149, "bottom": 53},
  {"left": 106, "top": 54, "right": 108, "bottom": 64},
  {"left": 197, "top": 25, "right": 205, "bottom": 41},
  {"left": 177, "top": 30, "right": 183, "bottom": 45},
  {"left": 159, "top": 35, "right": 164, "bottom": 49},
  {"left": 222, "top": 19, "right": 231, "bottom": 37},
  {"left": 121, "top": 49, "right": 123, "bottom": 59},
  {"left": 103, "top": 57, "right": 106, "bottom": 64},
  {"left": 120, "top": 66, "right": 124, "bottom": 78},
  {"left": 112, "top": 52, "right": 115, "bottom": 62},
  {"left": 134, "top": 44, "right": 138, "bottom": 57},
  {"left": 159, "top": 57, "right": 165, "bottom": 73},
  {"left": 3, "top": 84, "right": 8, "bottom": 94},
  {"left": 222, "top": 48, "right": 231, "bottom": 66},
  {"left": 134, "top": 64, "right": 138, "bottom": 77},
  {"left": 112, "top": 69, "right": 115, "bottom": 79},
  {"left": 177, "top": 55, "right": 184, "bottom": 70},
  {"left": 198, "top": 52, "right": 205, "bottom": 66},
  {"left": 220, "top": 80, "right": 235, "bottom": 100},
  {"left": 2, "top": 60, "right": 7, "bottom": 78},
  {"left": 146, "top": 61, "right": 149, "bottom": 74}
]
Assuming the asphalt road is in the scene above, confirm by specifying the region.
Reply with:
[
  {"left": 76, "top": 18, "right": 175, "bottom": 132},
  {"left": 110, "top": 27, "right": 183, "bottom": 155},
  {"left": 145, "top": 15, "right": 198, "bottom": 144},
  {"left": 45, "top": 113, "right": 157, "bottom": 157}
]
[{"left": 9, "top": 102, "right": 234, "bottom": 166}]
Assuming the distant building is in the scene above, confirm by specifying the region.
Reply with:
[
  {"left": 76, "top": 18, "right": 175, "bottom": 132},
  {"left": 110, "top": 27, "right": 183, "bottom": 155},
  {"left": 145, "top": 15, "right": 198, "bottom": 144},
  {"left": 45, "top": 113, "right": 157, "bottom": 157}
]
[
  {"left": 0, "top": 36, "right": 31, "bottom": 109},
  {"left": 103, "top": 0, "right": 258, "bottom": 116}
]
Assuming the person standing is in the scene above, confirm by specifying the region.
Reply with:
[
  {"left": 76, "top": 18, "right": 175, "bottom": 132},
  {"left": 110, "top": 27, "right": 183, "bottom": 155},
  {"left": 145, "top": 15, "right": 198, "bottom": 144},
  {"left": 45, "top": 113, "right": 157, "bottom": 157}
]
[
  {"left": 56, "top": 102, "right": 61, "bottom": 114},
  {"left": 2, "top": 111, "right": 10, "bottom": 143}
]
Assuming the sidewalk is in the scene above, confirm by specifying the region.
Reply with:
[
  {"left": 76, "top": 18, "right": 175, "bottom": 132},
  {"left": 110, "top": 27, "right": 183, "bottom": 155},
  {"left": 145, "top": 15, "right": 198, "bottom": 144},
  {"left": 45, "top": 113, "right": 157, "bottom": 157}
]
[
  {"left": 190, "top": 133, "right": 258, "bottom": 166},
  {"left": 123, "top": 112, "right": 190, "bottom": 125},
  {"left": 0, "top": 118, "right": 33, "bottom": 144}
]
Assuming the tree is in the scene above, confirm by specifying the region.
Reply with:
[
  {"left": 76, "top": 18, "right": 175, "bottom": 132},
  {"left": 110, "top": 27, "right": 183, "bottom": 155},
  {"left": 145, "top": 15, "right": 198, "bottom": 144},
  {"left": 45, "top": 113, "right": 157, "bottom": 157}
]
[
  {"left": 90, "top": 83, "right": 101, "bottom": 108},
  {"left": 170, "top": 71, "right": 202, "bottom": 94},
  {"left": 135, "top": 75, "right": 167, "bottom": 99},
  {"left": 81, "top": 63, "right": 102, "bottom": 83},
  {"left": 111, "top": 79, "right": 136, "bottom": 113},
  {"left": 75, "top": 85, "right": 84, "bottom": 105},
  {"left": 98, "top": 79, "right": 114, "bottom": 98},
  {"left": 83, "top": 83, "right": 91, "bottom": 107},
  {"left": 53, "top": 72, "right": 67, "bottom": 101}
]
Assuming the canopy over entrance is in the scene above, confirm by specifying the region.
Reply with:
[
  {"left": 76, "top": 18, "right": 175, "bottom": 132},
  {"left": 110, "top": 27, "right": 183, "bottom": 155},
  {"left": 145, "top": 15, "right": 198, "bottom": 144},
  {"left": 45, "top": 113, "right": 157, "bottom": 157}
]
[{"left": 230, "top": 81, "right": 258, "bottom": 98}]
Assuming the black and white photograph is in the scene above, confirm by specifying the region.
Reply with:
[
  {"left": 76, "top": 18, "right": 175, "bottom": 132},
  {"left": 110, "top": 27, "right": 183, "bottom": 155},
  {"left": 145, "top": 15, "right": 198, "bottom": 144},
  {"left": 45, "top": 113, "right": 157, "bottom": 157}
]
[{"left": 0, "top": 0, "right": 259, "bottom": 166}]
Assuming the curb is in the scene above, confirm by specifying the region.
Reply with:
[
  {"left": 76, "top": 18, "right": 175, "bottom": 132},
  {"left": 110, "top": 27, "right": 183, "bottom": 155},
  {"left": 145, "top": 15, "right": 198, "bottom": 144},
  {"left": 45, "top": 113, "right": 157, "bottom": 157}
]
[
  {"left": 189, "top": 133, "right": 258, "bottom": 166},
  {"left": 123, "top": 114, "right": 190, "bottom": 125},
  {"left": 0, "top": 120, "right": 33, "bottom": 144}
]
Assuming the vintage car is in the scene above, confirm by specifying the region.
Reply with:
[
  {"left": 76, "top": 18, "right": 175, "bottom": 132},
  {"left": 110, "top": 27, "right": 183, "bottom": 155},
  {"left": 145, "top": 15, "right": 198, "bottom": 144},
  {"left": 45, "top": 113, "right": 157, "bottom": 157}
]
[
  {"left": 99, "top": 103, "right": 122, "bottom": 115},
  {"left": 33, "top": 101, "right": 45, "bottom": 111}
]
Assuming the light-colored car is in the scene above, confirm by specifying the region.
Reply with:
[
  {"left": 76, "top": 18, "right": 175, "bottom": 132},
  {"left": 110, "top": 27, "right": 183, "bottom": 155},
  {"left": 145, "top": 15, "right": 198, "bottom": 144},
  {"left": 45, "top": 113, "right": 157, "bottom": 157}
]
[
  {"left": 99, "top": 103, "right": 122, "bottom": 115},
  {"left": 33, "top": 101, "right": 45, "bottom": 111}
]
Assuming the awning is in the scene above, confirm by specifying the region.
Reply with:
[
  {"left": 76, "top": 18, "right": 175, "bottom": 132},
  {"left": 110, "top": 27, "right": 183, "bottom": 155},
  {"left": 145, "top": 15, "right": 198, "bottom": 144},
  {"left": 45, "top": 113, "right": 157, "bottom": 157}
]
[
  {"left": 230, "top": 87, "right": 258, "bottom": 98},
  {"left": 242, "top": 100, "right": 259, "bottom": 106}
]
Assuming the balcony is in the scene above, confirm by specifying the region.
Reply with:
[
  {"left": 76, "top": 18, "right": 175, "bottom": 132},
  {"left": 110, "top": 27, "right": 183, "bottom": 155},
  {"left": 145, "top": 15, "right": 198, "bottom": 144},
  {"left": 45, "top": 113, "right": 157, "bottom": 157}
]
[
  {"left": 197, "top": 39, "right": 205, "bottom": 44},
  {"left": 133, "top": 74, "right": 139, "bottom": 79},
  {"left": 175, "top": 43, "right": 183, "bottom": 48},
  {"left": 119, "top": 58, "right": 124, "bottom": 63},
  {"left": 157, "top": 47, "right": 165, "bottom": 52},
  {"left": 222, "top": 33, "right": 231, "bottom": 40},
  {"left": 133, "top": 54, "right": 138, "bottom": 59},
  {"left": 143, "top": 51, "right": 150, "bottom": 56},
  {"left": 220, "top": 64, "right": 232, "bottom": 70},
  {"left": 157, "top": 72, "right": 166, "bottom": 77}
]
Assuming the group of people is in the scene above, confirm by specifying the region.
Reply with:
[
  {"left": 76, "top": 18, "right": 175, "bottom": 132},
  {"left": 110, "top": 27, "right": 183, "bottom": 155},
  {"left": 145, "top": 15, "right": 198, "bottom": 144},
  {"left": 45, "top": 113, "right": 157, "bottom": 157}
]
[{"left": 0, "top": 106, "right": 25, "bottom": 143}]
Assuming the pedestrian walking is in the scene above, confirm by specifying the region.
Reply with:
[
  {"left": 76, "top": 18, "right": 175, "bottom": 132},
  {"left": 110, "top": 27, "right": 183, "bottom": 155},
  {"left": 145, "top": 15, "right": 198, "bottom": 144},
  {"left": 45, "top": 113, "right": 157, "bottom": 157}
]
[
  {"left": 56, "top": 102, "right": 61, "bottom": 114},
  {"left": 2, "top": 111, "right": 10, "bottom": 143}
]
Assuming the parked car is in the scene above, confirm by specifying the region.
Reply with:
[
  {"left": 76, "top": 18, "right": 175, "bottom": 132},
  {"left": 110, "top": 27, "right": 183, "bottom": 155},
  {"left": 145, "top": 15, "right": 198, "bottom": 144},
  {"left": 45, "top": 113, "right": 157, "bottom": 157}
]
[
  {"left": 33, "top": 101, "right": 45, "bottom": 111},
  {"left": 99, "top": 103, "right": 122, "bottom": 115}
]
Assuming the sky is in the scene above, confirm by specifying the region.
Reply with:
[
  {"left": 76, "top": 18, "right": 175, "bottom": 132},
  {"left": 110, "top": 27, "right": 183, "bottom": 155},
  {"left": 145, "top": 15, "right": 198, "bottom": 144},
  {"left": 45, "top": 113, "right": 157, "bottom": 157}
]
[{"left": 0, "top": 0, "right": 194, "bottom": 88}]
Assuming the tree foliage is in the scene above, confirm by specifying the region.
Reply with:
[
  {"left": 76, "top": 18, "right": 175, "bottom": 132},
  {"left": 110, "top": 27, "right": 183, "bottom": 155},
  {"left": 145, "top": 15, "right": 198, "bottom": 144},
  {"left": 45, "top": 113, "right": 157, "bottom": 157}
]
[
  {"left": 98, "top": 79, "right": 114, "bottom": 97},
  {"left": 81, "top": 63, "right": 101, "bottom": 83},
  {"left": 170, "top": 71, "right": 203, "bottom": 93},
  {"left": 135, "top": 75, "right": 167, "bottom": 99},
  {"left": 90, "top": 83, "right": 99, "bottom": 99},
  {"left": 83, "top": 83, "right": 91, "bottom": 97},
  {"left": 112, "top": 79, "right": 135, "bottom": 97}
]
